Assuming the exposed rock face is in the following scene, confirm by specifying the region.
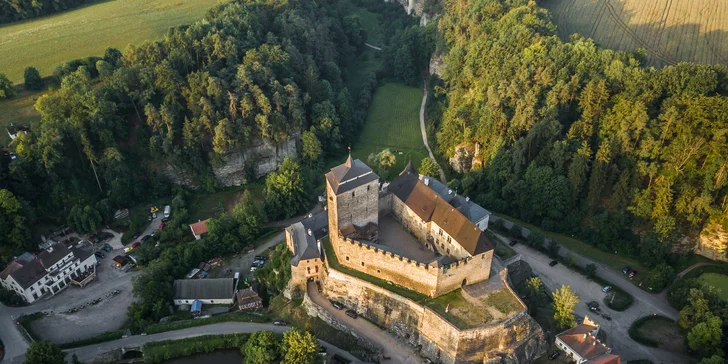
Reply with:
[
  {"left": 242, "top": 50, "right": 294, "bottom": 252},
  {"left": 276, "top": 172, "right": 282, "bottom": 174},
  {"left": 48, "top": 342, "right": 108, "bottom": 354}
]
[
  {"left": 386, "top": 0, "right": 424, "bottom": 16},
  {"left": 506, "top": 259, "right": 533, "bottom": 288},
  {"left": 697, "top": 222, "right": 728, "bottom": 262},
  {"left": 162, "top": 135, "right": 298, "bottom": 188},
  {"left": 429, "top": 53, "right": 445, "bottom": 77},
  {"left": 449, "top": 143, "right": 474, "bottom": 173}
]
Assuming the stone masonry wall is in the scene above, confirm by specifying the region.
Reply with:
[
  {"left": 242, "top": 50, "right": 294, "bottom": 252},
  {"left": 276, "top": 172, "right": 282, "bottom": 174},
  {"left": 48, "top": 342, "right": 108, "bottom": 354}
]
[
  {"left": 320, "top": 263, "right": 548, "bottom": 364},
  {"left": 434, "top": 251, "right": 492, "bottom": 297},
  {"left": 327, "top": 178, "right": 379, "bottom": 234},
  {"left": 334, "top": 235, "right": 440, "bottom": 296},
  {"left": 391, "top": 194, "right": 430, "bottom": 246}
]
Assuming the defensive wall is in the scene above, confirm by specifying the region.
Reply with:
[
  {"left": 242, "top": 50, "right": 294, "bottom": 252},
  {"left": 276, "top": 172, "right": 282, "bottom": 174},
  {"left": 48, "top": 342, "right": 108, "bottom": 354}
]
[
  {"left": 333, "top": 234, "right": 493, "bottom": 298},
  {"left": 317, "top": 254, "right": 548, "bottom": 363}
]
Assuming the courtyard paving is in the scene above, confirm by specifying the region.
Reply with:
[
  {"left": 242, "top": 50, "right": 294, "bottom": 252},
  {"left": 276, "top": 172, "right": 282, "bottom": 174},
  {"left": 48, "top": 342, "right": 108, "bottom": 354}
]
[{"left": 377, "top": 215, "right": 437, "bottom": 262}]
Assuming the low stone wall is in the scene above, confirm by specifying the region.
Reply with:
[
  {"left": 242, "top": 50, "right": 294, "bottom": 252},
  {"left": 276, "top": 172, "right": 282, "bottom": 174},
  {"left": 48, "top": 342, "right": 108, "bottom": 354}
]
[{"left": 302, "top": 291, "right": 380, "bottom": 353}]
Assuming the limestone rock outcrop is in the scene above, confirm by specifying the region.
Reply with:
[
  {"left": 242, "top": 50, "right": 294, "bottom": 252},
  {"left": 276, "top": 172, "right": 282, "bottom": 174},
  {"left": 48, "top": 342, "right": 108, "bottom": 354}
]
[{"left": 697, "top": 221, "right": 728, "bottom": 262}]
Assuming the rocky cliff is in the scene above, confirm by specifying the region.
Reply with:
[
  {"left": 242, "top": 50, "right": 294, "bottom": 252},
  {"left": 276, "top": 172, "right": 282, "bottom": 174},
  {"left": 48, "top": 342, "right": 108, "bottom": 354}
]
[
  {"left": 162, "top": 134, "right": 298, "bottom": 188},
  {"left": 697, "top": 221, "right": 728, "bottom": 262}
]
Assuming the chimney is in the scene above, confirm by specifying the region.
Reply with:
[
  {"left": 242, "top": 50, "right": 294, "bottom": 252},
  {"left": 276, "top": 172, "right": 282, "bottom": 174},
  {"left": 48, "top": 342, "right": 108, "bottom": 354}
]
[{"left": 308, "top": 229, "right": 312, "bottom": 236}]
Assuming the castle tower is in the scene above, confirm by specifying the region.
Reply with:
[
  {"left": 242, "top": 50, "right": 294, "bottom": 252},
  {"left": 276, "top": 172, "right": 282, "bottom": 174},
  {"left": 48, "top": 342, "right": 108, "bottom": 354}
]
[{"left": 325, "top": 155, "right": 380, "bottom": 239}]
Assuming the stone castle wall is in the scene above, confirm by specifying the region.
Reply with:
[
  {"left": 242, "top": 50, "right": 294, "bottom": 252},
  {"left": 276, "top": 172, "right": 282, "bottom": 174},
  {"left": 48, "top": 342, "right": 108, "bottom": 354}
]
[
  {"left": 327, "top": 178, "right": 379, "bottom": 234},
  {"left": 434, "top": 251, "right": 492, "bottom": 297},
  {"left": 320, "top": 261, "right": 548, "bottom": 364},
  {"left": 335, "top": 235, "right": 440, "bottom": 296}
]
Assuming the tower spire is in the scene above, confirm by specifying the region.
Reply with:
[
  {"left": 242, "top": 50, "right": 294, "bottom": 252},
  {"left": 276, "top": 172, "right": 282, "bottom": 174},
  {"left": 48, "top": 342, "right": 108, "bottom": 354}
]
[{"left": 345, "top": 145, "right": 353, "bottom": 167}]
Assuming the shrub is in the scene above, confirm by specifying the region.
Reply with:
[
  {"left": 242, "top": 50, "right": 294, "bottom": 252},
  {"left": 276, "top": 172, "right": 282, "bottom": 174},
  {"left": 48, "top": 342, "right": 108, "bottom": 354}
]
[
  {"left": 23, "top": 67, "right": 44, "bottom": 91},
  {"left": 527, "top": 230, "right": 545, "bottom": 249},
  {"left": 565, "top": 252, "right": 578, "bottom": 267},
  {"left": 585, "top": 263, "right": 597, "bottom": 279},
  {"left": 495, "top": 247, "right": 509, "bottom": 257},
  {"left": 0, "top": 287, "right": 27, "bottom": 307},
  {"left": 509, "top": 224, "right": 522, "bottom": 238},
  {"left": 489, "top": 219, "right": 506, "bottom": 232},
  {"left": 547, "top": 240, "right": 561, "bottom": 258}
]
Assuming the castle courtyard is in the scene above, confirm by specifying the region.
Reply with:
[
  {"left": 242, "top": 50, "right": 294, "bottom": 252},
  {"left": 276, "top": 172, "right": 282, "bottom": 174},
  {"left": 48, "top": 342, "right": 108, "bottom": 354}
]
[{"left": 377, "top": 215, "right": 438, "bottom": 262}]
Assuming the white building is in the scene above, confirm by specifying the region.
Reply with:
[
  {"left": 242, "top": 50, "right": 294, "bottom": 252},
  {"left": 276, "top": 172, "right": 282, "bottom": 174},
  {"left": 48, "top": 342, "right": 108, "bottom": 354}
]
[
  {"left": 0, "top": 245, "right": 97, "bottom": 303},
  {"left": 555, "top": 316, "right": 622, "bottom": 364},
  {"left": 6, "top": 123, "right": 30, "bottom": 140},
  {"left": 173, "top": 278, "right": 236, "bottom": 306}
]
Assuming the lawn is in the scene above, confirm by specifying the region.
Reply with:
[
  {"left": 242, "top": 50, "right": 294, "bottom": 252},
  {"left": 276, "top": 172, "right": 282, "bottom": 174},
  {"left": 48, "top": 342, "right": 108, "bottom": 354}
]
[
  {"left": 629, "top": 315, "right": 684, "bottom": 351},
  {"left": 493, "top": 213, "right": 652, "bottom": 290},
  {"left": 424, "top": 289, "right": 491, "bottom": 329},
  {"left": 0, "top": 0, "right": 221, "bottom": 83},
  {"left": 187, "top": 182, "right": 264, "bottom": 222},
  {"left": 698, "top": 273, "right": 728, "bottom": 301},
  {"left": 0, "top": 89, "right": 43, "bottom": 145},
  {"left": 352, "top": 82, "right": 427, "bottom": 177}
]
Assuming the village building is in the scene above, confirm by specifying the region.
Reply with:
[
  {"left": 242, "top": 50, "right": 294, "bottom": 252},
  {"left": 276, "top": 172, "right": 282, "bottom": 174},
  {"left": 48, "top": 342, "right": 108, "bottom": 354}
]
[
  {"left": 555, "top": 316, "right": 621, "bottom": 364},
  {"left": 0, "top": 245, "right": 96, "bottom": 303},
  {"left": 112, "top": 255, "right": 128, "bottom": 269},
  {"left": 6, "top": 123, "right": 30, "bottom": 140},
  {"left": 189, "top": 219, "right": 210, "bottom": 240},
  {"left": 236, "top": 287, "right": 263, "bottom": 311},
  {"left": 172, "top": 277, "right": 236, "bottom": 306}
]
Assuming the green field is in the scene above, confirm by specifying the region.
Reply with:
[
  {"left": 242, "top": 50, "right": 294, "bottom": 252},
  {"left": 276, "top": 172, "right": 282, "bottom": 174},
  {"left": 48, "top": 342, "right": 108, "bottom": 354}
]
[
  {"left": 0, "top": 90, "right": 41, "bottom": 145},
  {"left": 0, "top": 0, "right": 220, "bottom": 83},
  {"left": 352, "top": 82, "right": 427, "bottom": 176},
  {"left": 699, "top": 273, "right": 728, "bottom": 301}
]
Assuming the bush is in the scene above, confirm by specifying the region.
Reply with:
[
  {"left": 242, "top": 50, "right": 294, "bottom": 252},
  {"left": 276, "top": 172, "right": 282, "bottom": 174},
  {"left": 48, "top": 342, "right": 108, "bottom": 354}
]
[
  {"left": 489, "top": 219, "right": 506, "bottom": 232},
  {"left": 0, "top": 287, "right": 27, "bottom": 307},
  {"left": 628, "top": 316, "right": 670, "bottom": 347},
  {"left": 585, "top": 263, "right": 597, "bottom": 279},
  {"left": 509, "top": 224, "right": 522, "bottom": 238},
  {"left": 495, "top": 247, "right": 509, "bottom": 257},
  {"left": 547, "top": 240, "right": 561, "bottom": 258},
  {"left": 143, "top": 333, "right": 251, "bottom": 364},
  {"left": 59, "top": 330, "right": 124, "bottom": 349},
  {"left": 527, "top": 230, "right": 545, "bottom": 249},
  {"left": 565, "top": 252, "right": 578, "bottom": 267},
  {"left": 23, "top": 67, "right": 44, "bottom": 91}
]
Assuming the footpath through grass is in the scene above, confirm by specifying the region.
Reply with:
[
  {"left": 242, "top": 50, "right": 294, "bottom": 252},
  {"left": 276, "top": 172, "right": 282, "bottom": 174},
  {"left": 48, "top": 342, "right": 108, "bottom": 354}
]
[
  {"left": 352, "top": 82, "right": 427, "bottom": 175},
  {"left": 0, "top": 0, "right": 219, "bottom": 83}
]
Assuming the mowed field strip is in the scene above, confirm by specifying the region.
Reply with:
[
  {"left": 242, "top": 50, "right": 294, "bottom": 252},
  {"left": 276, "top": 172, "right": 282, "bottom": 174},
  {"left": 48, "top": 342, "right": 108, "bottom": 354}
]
[
  {"left": 0, "top": 0, "right": 220, "bottom": 83},
  {"left": 542, "top": 0, "right": 728, "bottom": 67},
  {"left": 352, "top": 82, "right": 428, "bottom": 174}
]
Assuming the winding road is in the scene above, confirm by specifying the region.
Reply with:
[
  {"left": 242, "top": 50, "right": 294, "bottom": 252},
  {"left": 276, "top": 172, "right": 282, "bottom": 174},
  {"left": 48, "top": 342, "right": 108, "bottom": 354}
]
[{"left": 418, "top": 81, "right": 447, "bottom": 183}]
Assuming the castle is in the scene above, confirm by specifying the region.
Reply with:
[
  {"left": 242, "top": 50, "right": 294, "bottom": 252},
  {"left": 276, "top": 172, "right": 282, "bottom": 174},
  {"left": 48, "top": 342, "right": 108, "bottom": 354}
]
[{"left": 285, "top": 157, "right": 547, "bottom": 363}]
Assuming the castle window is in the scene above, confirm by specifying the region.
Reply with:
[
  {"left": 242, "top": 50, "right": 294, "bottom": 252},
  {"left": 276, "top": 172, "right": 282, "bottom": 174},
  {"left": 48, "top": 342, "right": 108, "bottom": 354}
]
[
  {"left": 352, "top": 191, "right": 355, "bottom": 197},
  {"left": 361, "top": 262, "right": 365, "bottom": 267},
  {"left": 377, "top": 269, "right": 381, "bottom": 273},
  {"left": 439, "top": 229, "right": 443, "bottom": 236},
  {"left": 315, "top": 266, "right": 319, "bottom": 273},
  {"left": 346, "top": 256, "right": 349, "bottom": 261},
  {"left": 447, "top": 248, "right": 450, "bottom": 254},
  {"left": 447, "top": 236, "right": 451, "bottom": 243},
  {"left": 307, "top": 267, "right": 311, "bottom": 274}
]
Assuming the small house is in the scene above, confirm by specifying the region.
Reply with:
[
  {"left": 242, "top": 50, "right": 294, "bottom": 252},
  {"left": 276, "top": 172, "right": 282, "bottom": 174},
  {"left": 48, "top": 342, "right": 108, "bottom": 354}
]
[
  {"left": 555, "top": 316, "right": 621, "bottom": 364},
  {"left": 237, "top": 287, "right": 263, "bottom": 311},
  {"left": 7, "top": 123, "right": 30, "bottom": 140},
  {"left": 112, "top": 255, "right": 128, "bottom": 269},
  {"left": 189, "top": 219, "right": 210, "bottom": 240}
]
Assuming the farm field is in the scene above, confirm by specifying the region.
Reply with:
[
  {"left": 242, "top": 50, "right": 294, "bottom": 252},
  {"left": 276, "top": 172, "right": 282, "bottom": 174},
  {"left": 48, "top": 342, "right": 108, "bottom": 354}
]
[
  {"left": 0, "top": 0, "right": 220, "bottom": 83},
  {"left": 542, "top": 0, "right": 728, "bottom": 68},
  {"left": 699, "top": 273, "right": 728, "bottom": 301},
  {"left": 351, "top": 82, "right": 427, "bottom": 176}
]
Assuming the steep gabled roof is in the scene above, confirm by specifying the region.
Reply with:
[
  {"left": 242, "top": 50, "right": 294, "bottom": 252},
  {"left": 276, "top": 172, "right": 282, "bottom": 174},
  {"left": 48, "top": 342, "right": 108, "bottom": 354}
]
[
  {"left": 190, "top": 219, "right": 210, "bottom": 236},
  {"left": 557, "top": 323, "right": 609, "bottom": 361},
  {"left": 585, "top": 354, "right": 621, "bottom": 364},
  {"left": 325, "top": 156, "right": 379, "bottom": 194},
  {"left": 9, "top": 260, "right": 47, "bottom": 289},
  {"left": 37, "top": 245, "right": 72, "bottom": 269},
  {"left": 389, "top": 167, "right": 493, "bottom": 256}
]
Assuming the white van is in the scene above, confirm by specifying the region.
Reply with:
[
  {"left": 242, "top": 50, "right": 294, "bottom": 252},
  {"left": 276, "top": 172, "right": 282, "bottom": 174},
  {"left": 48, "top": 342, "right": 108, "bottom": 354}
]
[{"left": 164, "top": 205, "right": 171, "bottom": 218}]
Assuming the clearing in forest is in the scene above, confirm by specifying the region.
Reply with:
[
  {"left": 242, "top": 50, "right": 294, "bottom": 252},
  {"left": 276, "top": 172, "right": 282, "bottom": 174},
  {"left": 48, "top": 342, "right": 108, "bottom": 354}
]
[
  {"left": 699, "top": 273, "right": 728, "bottom": 301},
  {"left": 352, "top": 82, "right": 427, "bottom": 177},
  {"left": 0, "top": 0, "right": 219, "bottom": 83},
  {"left": 542, "top": 0, "right": 728, "bottom": 68}
]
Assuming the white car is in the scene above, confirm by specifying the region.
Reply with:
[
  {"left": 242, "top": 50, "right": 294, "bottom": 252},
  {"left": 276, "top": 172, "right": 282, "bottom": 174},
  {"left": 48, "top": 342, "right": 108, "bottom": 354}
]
[
  {"left": 602, "top": 286, "right": 612, "bottom": 293},
  {"left": 250, "top": 266, "right": 257, "bottom": 272}
]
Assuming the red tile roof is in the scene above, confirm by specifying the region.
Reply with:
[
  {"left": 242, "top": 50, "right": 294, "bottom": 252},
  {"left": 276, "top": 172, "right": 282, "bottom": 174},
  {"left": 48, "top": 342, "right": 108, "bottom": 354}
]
[
  {"left": 557, "top": 323, "right": 609, "bottom": 360},
  {"left": 585, "top": 354, "right": 621, "bottom": 364},
  {"left": 190, "top": 219, "right": 210, "bottom": 236}
]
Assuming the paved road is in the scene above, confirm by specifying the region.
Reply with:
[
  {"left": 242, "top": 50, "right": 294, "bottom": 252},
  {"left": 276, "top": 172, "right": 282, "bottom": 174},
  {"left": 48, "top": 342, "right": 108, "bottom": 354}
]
[
  {"left": 491, "top": 216, "right": 678, "bottom": 320},
  {"left": 306, "top": 282, "right": 423, "bottom": 364},
  {"left": 66, "top": 322, "right": 358, "bottom": 363},
  {"left": 492, "top": 232, "right": 691, "bottom": 363},
  {"left": 418, "top": 81, "right": 447, "bottom": 184},
  {"left": 364, "top": 43, "right": 382, "bottom": 51}
]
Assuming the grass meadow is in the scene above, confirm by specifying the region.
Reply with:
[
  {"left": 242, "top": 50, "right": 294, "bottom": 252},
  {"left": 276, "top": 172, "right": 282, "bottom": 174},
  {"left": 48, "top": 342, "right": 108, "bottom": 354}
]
[
  {"left": 351, "top": 82, "right": 427, "bottom": 177},
  {"left": 542, "top": 0, "right": 728, "bottom": 68},
  {"left": 0, "top": 0, "right": 220, "bottom": 83},
  {"left": 699, "top": 273, "right": 728, "bottom": 301}
]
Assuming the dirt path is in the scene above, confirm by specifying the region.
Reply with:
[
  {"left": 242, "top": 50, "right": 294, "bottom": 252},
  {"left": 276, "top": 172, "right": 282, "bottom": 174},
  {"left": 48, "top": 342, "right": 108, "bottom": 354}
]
[
  {"left": 419, "top": 81, "right": 447, "bottom": 183},
  {"left": 364, "top": 43, "right": 381, "bottom": 51},
  {"left": 677, "top": 261, "right": 716, "bottom": 278}
]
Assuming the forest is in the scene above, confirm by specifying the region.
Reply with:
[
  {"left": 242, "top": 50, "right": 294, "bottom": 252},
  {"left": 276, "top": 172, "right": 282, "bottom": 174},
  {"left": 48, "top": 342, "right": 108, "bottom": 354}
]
[
  {"left": 434, "top": 0, "right": 728, "bottom": 265},
  {"left": 0, "top": 0, "right": 97, "bottom": 24}
]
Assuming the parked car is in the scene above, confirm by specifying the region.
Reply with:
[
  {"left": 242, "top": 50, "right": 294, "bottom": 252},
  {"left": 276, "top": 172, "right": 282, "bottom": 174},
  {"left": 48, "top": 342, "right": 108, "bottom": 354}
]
[
  {"left": 548, "top": 350, "right": 560, "bottom": 360},
  {"left": 141, "top": 235, "right": 151, "bottom": 242},
  {"left": 601, "top": 313, "right": 612, "bottom": 321},
  {"left": 103, "top": 245, "right": 112, "bottom": 252},
  {"left": 345, "top": 309, "right": 358, "bottom": 319},
  {"left": 164, "top": 205, "right": 171, "bottom": 218},
  {"left": 629, "top": 270, "right": 638, "bottom": 278},
  {"left": 131, "top": 242, "right": 141, "bottom": 249},
  {"left": 273, "top": 320, "right": 288, "bottom": 326},
  {"left": 622, "top": 266, "right": 631, "bottom": 274},
  {"left": 509, "top": 240, "right": 517, "bottom": 247},
  {"left": 602, "top": 286, "right": 612, "bottom": 293},
  {"left": 162, "top": 217, "right": 169, "bottom": 223},
  {"left": 158, "top": 221, "right": 166, "bottom": 230},
  {"left": 94, "top": 252, "right": 105, "bottom": 259},
  {"left": 331, "top": 301, "right": 344, "bottom": 310},
  {"left": 549, "top": 260, "right": 558, "bottom": 267}
]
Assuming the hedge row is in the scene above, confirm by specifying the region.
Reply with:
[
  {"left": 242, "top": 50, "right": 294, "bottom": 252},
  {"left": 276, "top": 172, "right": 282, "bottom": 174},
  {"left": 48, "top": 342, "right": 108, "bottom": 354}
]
[{"left": 143, "top": 333, "right": 251, "bottom": 364}]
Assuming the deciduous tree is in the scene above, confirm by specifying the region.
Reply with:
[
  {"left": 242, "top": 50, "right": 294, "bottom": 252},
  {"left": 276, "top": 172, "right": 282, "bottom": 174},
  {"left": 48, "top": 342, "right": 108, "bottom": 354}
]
[{"left": 553, "top": 285, "right": 579, "bottom": 329}]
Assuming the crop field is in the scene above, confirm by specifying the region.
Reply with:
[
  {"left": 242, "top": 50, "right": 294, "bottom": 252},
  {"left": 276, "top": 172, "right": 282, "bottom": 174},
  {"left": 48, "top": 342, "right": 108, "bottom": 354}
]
[
  {"left": 352, "top": 82, "right": 428, "bottom": 176},
  {"left": 542, "top": 0, "right": 728, "bottom": 67},
  {"left": 0, "top": 0, "right": 220, "bottom": 83}
]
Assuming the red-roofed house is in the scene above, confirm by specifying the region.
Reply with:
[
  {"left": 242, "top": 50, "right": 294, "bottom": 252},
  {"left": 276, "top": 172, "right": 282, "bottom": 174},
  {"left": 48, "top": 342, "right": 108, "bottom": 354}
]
[
  {"left": 556, "top": 316, "right": 621, "bottom": 364},
  {"left": 190, "top": 219, "right": 210, "bottom": 240}
]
